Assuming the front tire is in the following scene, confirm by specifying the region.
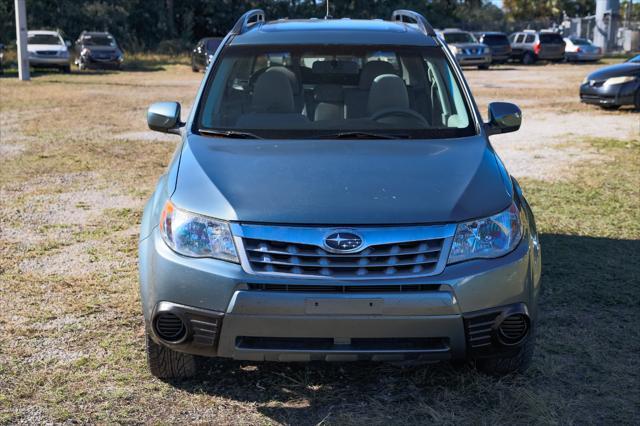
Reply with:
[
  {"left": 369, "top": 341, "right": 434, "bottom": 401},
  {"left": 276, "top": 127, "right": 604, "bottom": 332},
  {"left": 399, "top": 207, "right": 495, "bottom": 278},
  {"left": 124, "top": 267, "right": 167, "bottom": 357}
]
[
  {"left": 61, "top": 65, "right": 71, "bottom": 74},
  {"left": 475, "top": 332, "right": 536, "bottom": 376},
  {"left": 478, "top": 64, "right": 490, "bottom": 70},
  {"left": 146, "top": 331, "right": 198, "bottom": 380}
]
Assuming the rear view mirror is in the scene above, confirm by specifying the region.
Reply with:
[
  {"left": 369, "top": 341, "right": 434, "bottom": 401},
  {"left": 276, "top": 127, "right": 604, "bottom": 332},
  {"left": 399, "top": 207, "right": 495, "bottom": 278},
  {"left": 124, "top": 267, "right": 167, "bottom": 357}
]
[
  {"left": 485, "top": 102, "right": 522, "bottom": 136},
  {"left": 147, "top": 102, "right": 182, "bottom": 135}
]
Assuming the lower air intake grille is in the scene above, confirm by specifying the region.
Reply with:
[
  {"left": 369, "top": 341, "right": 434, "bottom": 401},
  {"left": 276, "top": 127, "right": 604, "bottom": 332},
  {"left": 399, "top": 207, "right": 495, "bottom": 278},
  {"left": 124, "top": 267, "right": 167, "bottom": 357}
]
[
  {"left": 464, "top": 312, "right": 500, "bottom": 350},
  {"left": 247, "top": 283, "right": 441, "bottom": 293}
]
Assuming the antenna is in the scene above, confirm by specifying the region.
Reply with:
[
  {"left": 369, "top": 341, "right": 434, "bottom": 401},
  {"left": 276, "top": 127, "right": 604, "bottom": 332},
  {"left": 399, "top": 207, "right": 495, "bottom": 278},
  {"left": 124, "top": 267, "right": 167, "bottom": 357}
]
[{"left": 324, "top": 0, "right": 332, "bottom": 19}]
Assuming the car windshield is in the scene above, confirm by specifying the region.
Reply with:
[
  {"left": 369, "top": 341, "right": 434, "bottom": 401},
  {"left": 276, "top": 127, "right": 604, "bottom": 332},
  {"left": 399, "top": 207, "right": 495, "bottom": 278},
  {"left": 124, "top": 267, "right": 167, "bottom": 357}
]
[
  {"left": 628, "top": 55, "right": 640, "bottom": 63},
  {"left": 28, "top": 34, "right": 62, "bottom": 45},
  {"left": 443, "top": 33, "right": 477, "bottom": 44},
  {"left": 482, "top": 34, "right": 509, "bottom": 45},
  {"left": 198, "top": 45, "right": 474, "bottom": 139},
  {"left": 570, "top": 38, "right": 591, "bottom": 45},
  {"left": 83, "top": 35, "right": 116, "bottom": 47}
]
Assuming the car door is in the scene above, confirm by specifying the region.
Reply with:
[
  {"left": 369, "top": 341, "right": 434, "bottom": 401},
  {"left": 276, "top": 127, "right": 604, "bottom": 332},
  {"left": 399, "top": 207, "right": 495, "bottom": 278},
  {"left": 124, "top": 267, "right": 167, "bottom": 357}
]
[
  {"left": 511, "top": 34, "right": 524, "bottom": 58},
  {"left": 539, "top": 33, "right": 565, "bottom": 60}
]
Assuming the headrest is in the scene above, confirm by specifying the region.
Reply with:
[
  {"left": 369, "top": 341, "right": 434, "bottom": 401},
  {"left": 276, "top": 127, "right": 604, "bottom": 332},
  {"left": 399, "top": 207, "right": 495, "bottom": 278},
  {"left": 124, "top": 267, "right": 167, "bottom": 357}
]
[
  {"left": 312, "top": 60, "right": 359, "bottom": 75},
  {"left": 265, "top": 66, "right": 300, "bottom": 95},
  {"left": 313, "top": 84, "right": 343, "bottom": 103},
  {"left": 359, "top": 60, "right": 398, "bottom": 89},
  {"left": 367, "top": 74, "right": 409, "bottom": 115},
  {"left": 252, "top": 68, "right": 295, "bottom": 113}
]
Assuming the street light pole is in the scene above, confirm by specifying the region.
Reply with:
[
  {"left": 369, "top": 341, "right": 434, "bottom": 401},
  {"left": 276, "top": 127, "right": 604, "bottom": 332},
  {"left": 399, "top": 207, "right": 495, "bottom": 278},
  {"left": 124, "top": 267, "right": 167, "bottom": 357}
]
[{"left": 14, "top": 0, "right": 30, "bottom": 81}]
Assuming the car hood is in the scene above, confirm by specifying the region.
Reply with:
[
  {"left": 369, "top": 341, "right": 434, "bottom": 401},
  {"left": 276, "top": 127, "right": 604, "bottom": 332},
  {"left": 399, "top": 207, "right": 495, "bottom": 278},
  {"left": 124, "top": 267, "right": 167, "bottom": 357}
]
[
  {"left": 27, "top": 44, "right": 66, "bottom": 52},
  {"left": 170, "top": 134, "right": 513, "bottom": 225},
  {"left": 450, "top": 42, "right": 486, "bottom": 50},
  {"left": 587, "top": 62, "right": 640, "bottom": 80}
]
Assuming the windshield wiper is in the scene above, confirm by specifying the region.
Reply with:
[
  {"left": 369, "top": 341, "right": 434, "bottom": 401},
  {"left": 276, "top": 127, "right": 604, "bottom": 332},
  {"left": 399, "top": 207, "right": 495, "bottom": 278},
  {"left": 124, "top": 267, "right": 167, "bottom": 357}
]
[
  {"left": 311, "top": 131, "right": 407, "bottom": 140},
  {"left": 199, "top": 129, "right": 262, "bottom": 139}
]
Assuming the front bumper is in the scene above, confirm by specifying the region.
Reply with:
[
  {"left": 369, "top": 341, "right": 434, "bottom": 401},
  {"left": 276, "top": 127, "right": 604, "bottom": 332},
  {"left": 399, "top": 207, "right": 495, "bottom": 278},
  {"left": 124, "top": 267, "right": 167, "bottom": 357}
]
[
  {"left": 28, "top": 55, "right": 69, "bottom": 66},
  {"left": 140, "top": 226, "right": 540, "bottom": 361},
  {"left": 456, "top": 54, "right": 492, "bottom": 66},
  {"left": 580, "top": 81, "right": 638, "bottom": 106}
]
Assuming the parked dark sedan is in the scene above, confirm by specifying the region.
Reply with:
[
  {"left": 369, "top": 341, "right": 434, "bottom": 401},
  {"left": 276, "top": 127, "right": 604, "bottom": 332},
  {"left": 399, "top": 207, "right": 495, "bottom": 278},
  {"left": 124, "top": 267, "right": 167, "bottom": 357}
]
[
  {"left": 580, "top": 55, "right": 640, "bottom": 110},
  {"left": 475, "top": 32, "right": 512, "bottom": 64},
  {"left": 74, "top": 31, "right": 124, "bottom": 70},
  {"left": 191, "top": 37, "right": 223, "bottom": 72}
]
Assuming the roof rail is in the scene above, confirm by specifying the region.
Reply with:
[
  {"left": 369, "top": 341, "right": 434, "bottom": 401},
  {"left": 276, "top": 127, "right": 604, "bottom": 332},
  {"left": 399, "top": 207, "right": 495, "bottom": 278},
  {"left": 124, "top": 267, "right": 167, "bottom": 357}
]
[
  {"left": 391, "top": 10, "right": 436, "bottom": 37},
  {"left": 230, "top": 9, "right": 265, "bottom": 35}
]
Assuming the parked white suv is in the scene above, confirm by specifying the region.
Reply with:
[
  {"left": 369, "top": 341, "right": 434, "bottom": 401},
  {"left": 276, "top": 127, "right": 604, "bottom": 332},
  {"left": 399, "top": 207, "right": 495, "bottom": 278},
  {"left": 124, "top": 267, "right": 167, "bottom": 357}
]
[{"left": 27, "top": 30, "right": 71, "bottom": 73}]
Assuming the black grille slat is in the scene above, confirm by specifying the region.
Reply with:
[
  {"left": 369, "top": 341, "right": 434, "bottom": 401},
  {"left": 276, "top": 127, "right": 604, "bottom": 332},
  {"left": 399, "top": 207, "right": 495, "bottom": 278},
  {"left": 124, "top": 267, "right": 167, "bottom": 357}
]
[
  {"left": 247, "top": 283, "right": 441, "bottom": 293},
  {"left": 244, "top": 237, "right": 444, "bottom": 278}
]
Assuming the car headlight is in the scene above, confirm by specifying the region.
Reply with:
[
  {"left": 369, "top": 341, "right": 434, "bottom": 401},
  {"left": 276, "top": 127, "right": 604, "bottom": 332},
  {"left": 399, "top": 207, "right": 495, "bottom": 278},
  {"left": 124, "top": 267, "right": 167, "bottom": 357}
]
[
  {"left": 159, "top": 201, "right": 238, "bottom": 262},
  {"left": 603, "top": 76, "right": 636, "bottom": 87},
  {"left": 450, "top": 45, "right": 459, "bottom": 55},
  {"left": 447, "top": 203, "right": 523, "bottom": 264},
  {"left": 582, "top": 76, "right": 589, "bottom": 84}
]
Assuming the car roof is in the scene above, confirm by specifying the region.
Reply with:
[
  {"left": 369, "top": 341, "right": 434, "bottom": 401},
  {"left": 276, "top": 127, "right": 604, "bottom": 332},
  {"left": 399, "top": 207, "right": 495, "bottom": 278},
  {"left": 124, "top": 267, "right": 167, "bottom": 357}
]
[
  {"left": 229, "top": 18, "right": 438, "bottom": 47},
  {"left": 477, "top": 31, "right": 507, "bottom": 36},
  {"left": 81, "top": 32, "right": 113, "bottom": 37},
  {"left": 28, "top": 30, "right": 60, "bottom": 36}
]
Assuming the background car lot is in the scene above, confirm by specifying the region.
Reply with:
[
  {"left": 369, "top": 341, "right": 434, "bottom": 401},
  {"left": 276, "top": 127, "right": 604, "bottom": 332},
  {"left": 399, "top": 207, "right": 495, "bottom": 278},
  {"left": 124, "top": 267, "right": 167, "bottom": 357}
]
[{"left": 0, "top": 58, "right": 638, "bottom": 423}]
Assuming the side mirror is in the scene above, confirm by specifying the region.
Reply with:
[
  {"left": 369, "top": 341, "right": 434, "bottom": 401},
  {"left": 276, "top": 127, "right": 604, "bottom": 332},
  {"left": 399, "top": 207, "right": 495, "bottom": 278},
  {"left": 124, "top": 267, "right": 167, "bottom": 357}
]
[
  {"left": 147, "top": 102, "right": 182, "bottom": 134},
  {"left": 65, "top": 40, "right": 72, "bottom": 47},
  {"left": 485, "top": 102, "right": 522, "bottom": 136}
]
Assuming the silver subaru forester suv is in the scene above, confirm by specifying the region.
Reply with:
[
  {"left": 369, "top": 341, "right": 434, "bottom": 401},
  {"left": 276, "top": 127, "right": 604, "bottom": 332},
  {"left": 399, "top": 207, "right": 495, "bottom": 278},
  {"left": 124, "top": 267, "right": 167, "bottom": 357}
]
[{"left": 139, "top": 9, "right": 541, "bottom": 379}]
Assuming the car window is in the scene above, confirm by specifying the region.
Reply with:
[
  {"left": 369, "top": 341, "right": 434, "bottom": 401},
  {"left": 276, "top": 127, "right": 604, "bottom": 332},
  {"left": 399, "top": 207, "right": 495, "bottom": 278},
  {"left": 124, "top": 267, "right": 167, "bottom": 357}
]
[
  {"left": 443, "top": 33, "right": 477, "bottom": 44},
  {"left": 539, "top": 33, "right": 563, "bottom": 44},
  {"left": 570, "top": 38, "right": 590, "bottom": 45},
  {"left": 198, "top": 45, "right": 474, "bottom": 139},
  {"left": 514, "top": 34, "right": 524, "bottom": 43},
  {"left": 28, "top": 34, "right": 62, "bottom": 45},
  {"left": 524, "top": 34, "right": 535, "bottom": 43}
]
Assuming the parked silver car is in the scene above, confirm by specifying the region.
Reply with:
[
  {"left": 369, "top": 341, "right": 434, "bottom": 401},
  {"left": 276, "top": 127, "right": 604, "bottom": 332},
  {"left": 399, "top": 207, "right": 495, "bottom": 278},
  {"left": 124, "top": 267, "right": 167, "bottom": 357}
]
[
  {"left": 564, "top": 37, "right": 602, "bottom": 62},
  {"left": 439, "top": 29, "right": 492, "bottom": 69},
  {"left": 139, "top": 9, "right": 541, "bottom": 380},
  {"left": 27, "top": 30, "right": 71, "bottom": 73}
]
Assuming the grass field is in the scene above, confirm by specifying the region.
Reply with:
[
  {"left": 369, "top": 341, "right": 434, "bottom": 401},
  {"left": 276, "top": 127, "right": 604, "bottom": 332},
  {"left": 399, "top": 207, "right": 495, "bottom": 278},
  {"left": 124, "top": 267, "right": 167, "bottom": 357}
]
[{"left": 0, "top": 58, "right": 639, "bottom": 424}]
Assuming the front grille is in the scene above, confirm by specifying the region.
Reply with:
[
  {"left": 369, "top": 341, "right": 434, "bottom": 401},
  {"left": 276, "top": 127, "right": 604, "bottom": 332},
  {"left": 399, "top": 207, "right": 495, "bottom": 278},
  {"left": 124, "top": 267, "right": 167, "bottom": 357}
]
[
  {"left": 36, "top": 50, "right": 58, "bottom": 56},
  {"left": 247, "top": 283, "right": 441, "bottom": 293},
  {"left": 244, "top": 237, "right": 444, "bottom": 278}
]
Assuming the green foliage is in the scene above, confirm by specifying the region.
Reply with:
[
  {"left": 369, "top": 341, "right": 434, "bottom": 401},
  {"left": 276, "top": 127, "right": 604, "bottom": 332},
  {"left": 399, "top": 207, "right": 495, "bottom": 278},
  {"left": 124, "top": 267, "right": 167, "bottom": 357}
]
[{"left": 0, "top": 0, "right": 597, "bottom": 52}]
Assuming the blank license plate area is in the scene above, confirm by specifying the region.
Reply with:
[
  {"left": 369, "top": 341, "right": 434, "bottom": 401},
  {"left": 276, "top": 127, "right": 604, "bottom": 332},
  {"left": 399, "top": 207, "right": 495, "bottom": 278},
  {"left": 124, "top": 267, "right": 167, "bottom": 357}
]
[{"left": 304, "top": 298, "right": 383, "bottom": 315}]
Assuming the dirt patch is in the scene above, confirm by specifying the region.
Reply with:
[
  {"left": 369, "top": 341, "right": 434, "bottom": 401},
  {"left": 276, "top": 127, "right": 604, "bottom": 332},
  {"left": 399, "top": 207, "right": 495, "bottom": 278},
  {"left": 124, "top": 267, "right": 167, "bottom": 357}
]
[
  {"left": 490, "top": 110, "right": 638, "bottom": 181},
  {"left": 113, "top": 130, "right": 179, "bottom": 142},
  {"left": 18, "top": 241, "right": 126, "bottom": 277}
]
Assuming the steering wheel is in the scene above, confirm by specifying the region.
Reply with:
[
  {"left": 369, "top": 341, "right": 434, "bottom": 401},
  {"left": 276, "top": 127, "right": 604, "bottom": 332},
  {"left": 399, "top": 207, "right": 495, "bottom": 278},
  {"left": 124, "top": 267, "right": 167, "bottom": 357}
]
[{"left": 371, "top": 108, "right": 428, "bottom": 125}]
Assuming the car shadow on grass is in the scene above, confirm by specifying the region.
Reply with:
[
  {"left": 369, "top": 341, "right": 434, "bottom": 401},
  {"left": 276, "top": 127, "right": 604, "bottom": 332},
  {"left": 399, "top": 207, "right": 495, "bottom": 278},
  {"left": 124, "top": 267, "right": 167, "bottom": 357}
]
[{"left": 168, "top": 233, "right": 640, "bottom": 424}]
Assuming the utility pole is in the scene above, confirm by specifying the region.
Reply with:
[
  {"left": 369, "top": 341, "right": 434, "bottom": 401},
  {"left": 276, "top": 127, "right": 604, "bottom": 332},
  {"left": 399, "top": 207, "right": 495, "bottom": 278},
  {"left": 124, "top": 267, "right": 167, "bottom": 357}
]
[{"left": 14, "top": 0, "right": 30, "bottom": 81}]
